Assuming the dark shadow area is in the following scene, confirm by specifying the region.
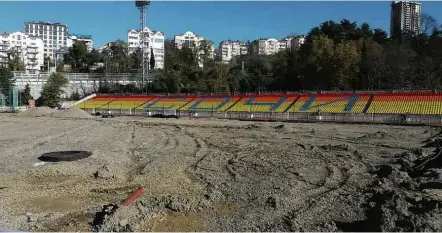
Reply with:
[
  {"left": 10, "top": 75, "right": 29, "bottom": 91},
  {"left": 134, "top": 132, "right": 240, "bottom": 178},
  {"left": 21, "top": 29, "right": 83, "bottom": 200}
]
[
  {"left": 92, "top": 204, "right": 118, "bottom": 231},
  {"left": 38, "top": 151, "right": 92, "bottom": 162}
]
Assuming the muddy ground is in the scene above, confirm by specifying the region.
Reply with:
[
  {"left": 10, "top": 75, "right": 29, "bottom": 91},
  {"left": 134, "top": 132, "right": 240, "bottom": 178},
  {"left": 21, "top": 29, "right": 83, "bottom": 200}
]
[{"left": 0, "top": 114, "right": 441, "bottom": 231}]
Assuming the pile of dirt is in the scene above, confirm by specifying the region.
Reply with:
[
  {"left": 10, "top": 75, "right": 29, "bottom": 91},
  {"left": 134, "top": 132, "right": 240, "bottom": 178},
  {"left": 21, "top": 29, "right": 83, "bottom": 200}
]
[
  {"left": 341, "top": 145, "right": 442, "bottom": 232},
  {"left": 18, "top": 107, "right": 55, "bottom": 117},
  {"left": 51, "top": 108, "right": 93, "bottom": 119},
  {"left": 92, "top": 196, "right": 189, "bottom": 232}
]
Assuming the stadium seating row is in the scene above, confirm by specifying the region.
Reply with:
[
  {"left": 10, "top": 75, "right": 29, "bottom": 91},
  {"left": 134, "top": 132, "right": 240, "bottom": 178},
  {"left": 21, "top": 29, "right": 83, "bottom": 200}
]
[{"left": 75, "top": 92, "right": 442, "bottom": 115}]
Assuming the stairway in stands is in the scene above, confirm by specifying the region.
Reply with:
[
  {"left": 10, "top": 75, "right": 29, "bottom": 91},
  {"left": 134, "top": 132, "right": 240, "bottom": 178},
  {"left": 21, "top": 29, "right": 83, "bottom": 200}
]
[{"left": 363, "top": 93, "right": 375, "bottom": 113}]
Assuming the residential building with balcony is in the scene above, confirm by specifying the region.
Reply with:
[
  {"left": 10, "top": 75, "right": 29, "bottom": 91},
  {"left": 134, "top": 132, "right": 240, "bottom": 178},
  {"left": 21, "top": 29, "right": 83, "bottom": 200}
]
[
  {"left": 278, "top": 37, "right": 293, "bottom": 51},
  {"left": 0, "top": 33, "right": 9, "bottom": 68},
  {"left": 25, "top": 36, "right": 44, "bottom": 72},
  {"left": 290, "top": 35, "right": 306, "bottom": 51},
  {"left": 0, "top": 31, "right": 44, "bottom": 73},
  {"left": 127, "top": 27, "right": 165, "bottom": 69},
  {"left": 24, "top": 21, "right": 68, "bottom": 61},
  {"left": 251, "top": 38, "right": 279, "bottom": 55},
  {"left": 390, "top": 1, "right": 421, "bottom": 36},
  {"left": 219, "top": 40, "right": 248, "bottom": 63},
  {"left": 174, "top": 31, "right": 214, "bottom": 67}
]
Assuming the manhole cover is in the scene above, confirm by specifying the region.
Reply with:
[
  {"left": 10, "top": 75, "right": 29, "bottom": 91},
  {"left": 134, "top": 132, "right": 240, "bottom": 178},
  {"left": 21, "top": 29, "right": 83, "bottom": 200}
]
[{"left": 38, "top": 151, "right": 92, "bottom": 162}]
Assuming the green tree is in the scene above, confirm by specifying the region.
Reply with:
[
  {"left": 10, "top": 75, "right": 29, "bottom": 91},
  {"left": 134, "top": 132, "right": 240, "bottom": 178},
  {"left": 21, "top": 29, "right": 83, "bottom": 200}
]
[
  {"left": 43, "top": 56, "right": 53, "bottom": 72},
  {"left": 109, "top": 40, "right": 129, "bottom": 73},
  {"left": 71, "top": 89, "right": 81, "bottom": 101},
  {"left": 359, "top": 23, "right": 373, "bottom": 39},
  {"left": 150, "top": 47, "right": 155, "bottom": 69},
  {"left": 0, "top": 67, "right": 15, "bottom": 103},
  {"left": 8, "top": 51, "right": 26, "bottom": 71},
  {"left": 372, "top": 28, "right": 389, "bottom": 45},
  {"left": 56, "top": 61, "right": 65, "bottom": 72},
  {"left": 303, "top": 35, "right": 335, "bottom": 89},
  {"left": 21, "top": 83, "right": 32, "bottom": 105},
  {"left": 128, "top": 48, "right": 141, "bottom": 71},
  {"left": 332, "top": 40, "right": 360, "bottom": 90},
  {"left": 198, "top": 40, "right": 214, "bottom": 66},
  {"left": 64, "top": 41, "right": 101, "bottom": 72},
  {"left": 39, "top": 73, "right": 68, "bottom": 107}
]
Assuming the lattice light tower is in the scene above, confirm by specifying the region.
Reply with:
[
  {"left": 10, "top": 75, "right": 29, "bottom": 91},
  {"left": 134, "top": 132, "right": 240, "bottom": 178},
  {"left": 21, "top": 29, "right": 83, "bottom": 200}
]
[{"left": 135, "top": 0, "right": 150, "bottom": 92}]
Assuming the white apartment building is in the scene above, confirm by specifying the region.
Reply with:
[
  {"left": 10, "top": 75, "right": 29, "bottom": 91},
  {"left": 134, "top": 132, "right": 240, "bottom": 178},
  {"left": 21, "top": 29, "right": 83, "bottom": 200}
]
[
  {"left": 0, "top": 31, "right": 44, "bottom": 73},
  {"left": 0, "top": 34, "right": 9, "bottom": 68},
  {"left": 278, "top": 37, "right": 293, "bottom": 51},
  {"left": 127, "top": 27, "right": 165, "bottom": 69},
  {"left": 67, "top": 34, "right": 93, "bottom": 51},
  {"left": 25, "top": 36, "right": 44, "bottom": 72},
  {"left": 255, "top": 38, "right": 280, "bottom": 55},
  {"left": 290, "top": 35, "right": 306, "bottom": 51},
  {"left": 174, "top": 31, "right": 214, "bottom": 67},
  {"left": 24, "top": 21, "right": 68, "bottom": 61},
  {"left": 174, "top": 31, "right": 203, "bottom": 50},
  {"left": 252, "top": 36, "right": 306, "bottom": 55},
  {"left": 219, "top": 40, "right": 248, "bottom": 63},
  {"left": 390, "top": 1, "right": 421, "bottom": 36}
]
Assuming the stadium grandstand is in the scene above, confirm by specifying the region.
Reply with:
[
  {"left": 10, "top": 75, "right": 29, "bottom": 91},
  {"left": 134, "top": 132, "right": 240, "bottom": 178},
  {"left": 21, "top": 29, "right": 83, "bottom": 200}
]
[{"left": 74, "top": 91, "right": 442, "bottom": 117}]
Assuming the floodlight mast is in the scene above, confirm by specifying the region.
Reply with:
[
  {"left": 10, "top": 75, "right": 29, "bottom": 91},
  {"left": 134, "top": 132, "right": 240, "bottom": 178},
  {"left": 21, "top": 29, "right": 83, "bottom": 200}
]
[{"left": 135, "top": 0, "right": 150, "bottom": 93}]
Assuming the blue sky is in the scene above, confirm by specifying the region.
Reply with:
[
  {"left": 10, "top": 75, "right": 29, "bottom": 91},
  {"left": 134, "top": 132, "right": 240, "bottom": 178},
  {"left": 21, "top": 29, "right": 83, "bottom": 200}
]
[{"left": 0, "top": 1, "right": 441, "bottom": 48}]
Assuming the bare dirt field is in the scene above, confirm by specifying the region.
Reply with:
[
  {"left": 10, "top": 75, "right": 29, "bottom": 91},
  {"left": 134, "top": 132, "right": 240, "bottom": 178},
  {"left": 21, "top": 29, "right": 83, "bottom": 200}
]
[{"left": 0, "top": 113, "right": 442, "bottom": 231}]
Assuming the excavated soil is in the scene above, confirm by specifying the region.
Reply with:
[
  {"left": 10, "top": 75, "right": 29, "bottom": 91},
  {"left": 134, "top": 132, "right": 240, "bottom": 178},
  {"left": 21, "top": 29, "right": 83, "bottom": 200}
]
[
  {"left": 0, "top": 114, "right": 441, "bottom": 232},
  {"left": 51, "top": 108, "right": 94, "bottom": 119},
  {"left": 17, "top": 107, "right": 55, "bottom": 117}
]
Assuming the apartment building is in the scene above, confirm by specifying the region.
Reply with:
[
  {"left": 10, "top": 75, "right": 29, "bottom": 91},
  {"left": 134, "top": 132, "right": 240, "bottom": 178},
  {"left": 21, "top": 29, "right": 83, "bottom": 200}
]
[
  {"left": 390, "top": 1, "right": 421, "bottom": 36},
  {"left": 67, "top": 34, "right": 93, "bottom": 51},
  {"left": 174, "top": 31, "right": 214, "bottom": 67},
  {"left": 25, "top": 36, "right": 44, "bottom": 72},
  {"left": 0, "top": 31, "right": 44, "bottom": 73},
  {"left": 0, "top": 34, "right": 9, "bottom": 68},
  {"left": 278, "top": 37, "right": 293, "bottom": 51},
  {"left": 127, "top": 27, "right": 165, "bottom": 69},
  {"left": 173, "top": 31, "right": 204, "bottom": 50},
  {"left": 24, "top": 21, "right": 68, "bottom": 61},
  {"left": 251, "top": 38, "right": 280, "bottom": 55},
  {"left": 219, "top": 40, "right": 248, "bottom": 63},
  {"left": 290, "top": 35, "right": 306, "bottom": 51}
]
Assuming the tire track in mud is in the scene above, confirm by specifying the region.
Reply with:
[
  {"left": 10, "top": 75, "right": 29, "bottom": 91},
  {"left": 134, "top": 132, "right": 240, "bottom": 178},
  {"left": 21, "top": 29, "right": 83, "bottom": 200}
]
[{"left": 125, "top": 125, "right": 205, "bottom": 185}]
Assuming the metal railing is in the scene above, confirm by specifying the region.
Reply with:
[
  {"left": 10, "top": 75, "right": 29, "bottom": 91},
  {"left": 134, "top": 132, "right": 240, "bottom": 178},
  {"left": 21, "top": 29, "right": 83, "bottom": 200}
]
[
  {"left": 79, "top": 107, "right": 442, "bottom": 125},
  {"left": 13, "top": 72, "right": 146, "bottom": 82}
]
